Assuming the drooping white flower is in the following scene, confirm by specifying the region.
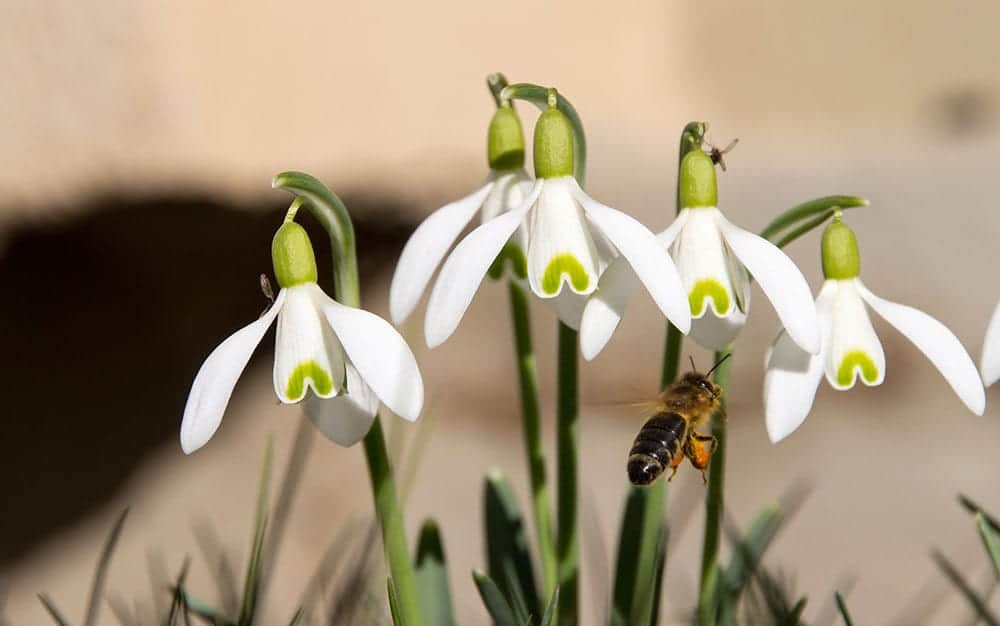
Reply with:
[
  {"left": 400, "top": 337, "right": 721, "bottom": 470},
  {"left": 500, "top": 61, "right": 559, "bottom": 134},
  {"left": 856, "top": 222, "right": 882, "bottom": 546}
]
[
  {"left": 422, "top": 101, "right": 690, "bottom": 347},
  {"left": 981, "top": 298, "right": 1000, "bottom": 387},
  {"left": 580, "top": 149, "right": 820, "bottom": 359},
  {"left": 390, "top": 105, "right": 533, "bottom": 325},
  {"left": 180, "top": 221, "right": 423, "bottom": 453},
  {"left": 764, "top": 216, "right": 985, "bottom": 443}
]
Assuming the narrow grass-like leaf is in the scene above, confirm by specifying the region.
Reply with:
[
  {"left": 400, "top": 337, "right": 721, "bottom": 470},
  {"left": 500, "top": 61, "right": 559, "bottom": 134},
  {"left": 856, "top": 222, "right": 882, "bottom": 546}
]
[
  {"left": 759, "top": 195, "right": 868, "bottom": 242},
  {"left": 612, "top": 481, "right": 666, "bottom": 626},
  {"left": 166, "top": 559, "right": 191, "bottom": 626},
  {"left": 541, "top": 587, "right": 560, "bottom": 626},
  {"left": 647, "top": 526, "right": 668, "bottom": 626},
  {"left": 175, "top": 588, "right": 230, "bottom": 625},
  {"left": 834, "top": 592, "right": 854, "bottom": 626},
  {"left": 237, "top": 441, "right": 274, "bottom": 626},
  {"left": 723, "top": 504, "right": 783, "bottom": 595},
  {"left": 387, "top": 577, "right": 403, "bottom": 626},
  {"left": 979, "top": 514, "right": 1000, "bottom": 580},
  {"left": 473, "top": 570, "right": 518, "bottom": 626},
  {"left": 192, "top": 523, "right": 239, "bottom": 617},
  {"left": 611, "top": 487, "right": 646, "bottom": 626},
  {"left": 286, "top": 608, "right": 303, "bottom": 626},
  {"left": 84, "top": 508, "right": 129, "bottom": 626},
  {"left": 38, "top": 594, "right": 71, "bottom": 626},
  {"left": 414, "top": 520, "right": 456, "bottom": 626},
  {"left": 771, "top": 210, "right": 835, "bottom": 249},
  {"left": 960, "top": 495, "right": 1000, "bottom": 533},
  {"left": 932, "top": 550, "right": 1000, "bottom": 626},
  {"left": 484, "top": 472, "right": 541, "bottom": 619}
]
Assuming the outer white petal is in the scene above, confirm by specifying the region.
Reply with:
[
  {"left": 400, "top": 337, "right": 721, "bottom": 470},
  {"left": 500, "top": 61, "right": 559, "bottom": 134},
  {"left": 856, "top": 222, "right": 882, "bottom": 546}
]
[
  {"left": 180, "top": 290, "right": 287, "bottom": 454},
  {"left": 320, "top": 295, "right": 424, "bottom": 421},
  {"left": 389, "top": 181, "right": 494, "bottom": 324},
  {"left": 858, "top": 281, "right": 986, "bottom": 415},
  {"left": 824, "top": 279, "right": 885, "bottom": 390},
  {"left": 657, "top": 209, "right": 691, "bottom": 248},
  {"left": 716, "top": 213, "right": 821, "bottom": 354},
  {"left": 550, "top": 289, "right": 588, "bottom": 330},
  {"left": 981, "top": 298, "right": 1000, "bottom": 386},
  {"left": 527, "top": 177, "right": 603, "bottom": 298},
  {"left": 273, "top": 284, "right": 345, "bottom": 403},
  {"left": 579, "top": 257, "right": 639, "bottom": 360},
  {"left": 689, "top": 306, "right": 748, "bottom": 351},
  {"left": 480, "top": 169, "right": 531, "bottom": 221},
  {"left": 763, "top": 281, "right": 834, "bottom": 443},
  {"left": 424, "top": 181, "right": 541, "bottom": 348},
  {"left": 304, "top": 363, "right": 379, "bottom": 446},
  {"left": 572, "top": 179, "right": 691, "bottom": 333}
]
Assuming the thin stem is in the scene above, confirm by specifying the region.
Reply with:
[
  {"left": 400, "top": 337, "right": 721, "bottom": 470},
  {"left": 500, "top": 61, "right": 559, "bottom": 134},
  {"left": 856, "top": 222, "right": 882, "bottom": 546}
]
[
  {"left": 770, "top": 209, "right": 834, "bottom": 248},
  {"left": 759, "top": 195, "right": 867, "bottom": 242},
  {"left": 487, "top": 72, "right": 509, "bottom": 107},
  {"left": 556, "top": 321, "right": 579, "bottom": 626},
  {"left": 273, "top": 171, "right": 421, "bottom": 626},
  {"left": 697, "top": 346, "right": 734, "bottom": 626},
  {"left": 508, "top": 280, "right": 557, "bottom": 597}
]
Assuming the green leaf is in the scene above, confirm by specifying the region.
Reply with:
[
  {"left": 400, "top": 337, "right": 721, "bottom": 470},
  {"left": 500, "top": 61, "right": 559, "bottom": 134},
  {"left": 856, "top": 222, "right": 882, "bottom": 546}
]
[
  {"left": 647, "top": 528, "right": 668, "bottom": 626},
  {"left": 541, "top": 587, "right": 559, "bottom": 626},
  {"left": 84, "top": 508, "right": 129, "bottom": 626},
  {"left": 723, "top": 504, "right": 783, "bottom": 595},
  {"left": 759, "top": 195, "right": 868, "bottom": 243},
  {"left": 473, "top": 570, "right": 518, "bottom": 626},
  {"left": 772, "top": 209, "right": 835, "bottom": 249},
  {"left": 484, "top": 472, "right": 541, "bottom": 619},
  {"left": 500, "top": 83, "right": 587, "bottom": 186},
  {"left": 287, "top": 608, "right": 303, "bottom": 626},
  {"left": 175, "top": 587, "right": 231, "bottom": 625},
  {"left": 387, "top": 576, "right": 404, "bottom": 626},
  {"left": 610, "top": 482, "right": 667, "bottom": 626},
  {"left": 238, "top": 441, "right": 274, "bottom": 626},
  {"left": 961, "top": 494, "right": 1000, "bottom": 533},
  {"left": 414, "top": 520, "right": 456, "bottom": 626},
  {"left": 38, "top": 594, "right": 71, "bottom": 626},
  {"left": 932, "top": 549, "right": 1000, "bottom": 626},
  {"left": 978, "top": 514, "right": 1000, "bottom": 581},
  {"left": 834, "top": 591, "right": 854, "bottom": 626}
]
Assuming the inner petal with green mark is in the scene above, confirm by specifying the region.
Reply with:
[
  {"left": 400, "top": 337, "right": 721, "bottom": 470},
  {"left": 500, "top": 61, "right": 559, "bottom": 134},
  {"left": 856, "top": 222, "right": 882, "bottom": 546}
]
[
  {"left": 285, "top": 359, "right": 335, "bottom": 401},
  {"left": 541, "top": 252, "right": 590, "bottom": 295},
  {"left": 836, "top": 350, "right": 879, "bottom": 387},
  {"left": 488, "top": 242, "right": 528, "bottom": 281},
  {"left": 688, "top": 278, "right": 731, "bottom": 317}
]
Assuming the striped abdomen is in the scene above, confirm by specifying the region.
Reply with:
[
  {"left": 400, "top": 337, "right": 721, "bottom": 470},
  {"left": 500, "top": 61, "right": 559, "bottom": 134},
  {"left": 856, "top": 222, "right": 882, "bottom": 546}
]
[{"left": 627, "top": 412, "right": 687, "bottom": 486}]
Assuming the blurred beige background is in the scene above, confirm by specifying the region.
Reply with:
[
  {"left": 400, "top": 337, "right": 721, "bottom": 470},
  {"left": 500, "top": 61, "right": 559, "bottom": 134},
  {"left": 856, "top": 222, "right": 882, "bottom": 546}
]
[{"left": 3, "top": 1, "right": 1000, "bottom": 624}]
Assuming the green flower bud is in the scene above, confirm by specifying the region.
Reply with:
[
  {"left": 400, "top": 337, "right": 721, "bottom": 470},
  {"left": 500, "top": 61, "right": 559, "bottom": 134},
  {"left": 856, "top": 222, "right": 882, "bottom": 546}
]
[
  {"left": 678, "top": 150, "right": 718, "bottom": 209},
  {"left": 272, "top": 221, "right": 318, "bottom": 288},
  {"left": 533, "top": 99, "right": 574, "bottom": 179},
  {"left": 821, "top": 215, "right": 861, "bottom": 280},
  {"left": 487, "top": 105, "right": 525, "bottom": 171}
]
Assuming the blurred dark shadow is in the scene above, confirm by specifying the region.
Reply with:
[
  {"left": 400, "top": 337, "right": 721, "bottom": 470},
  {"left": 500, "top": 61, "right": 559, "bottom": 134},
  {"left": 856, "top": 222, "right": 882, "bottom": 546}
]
[{"left": 0, "top": 192, "right": 414, "bottom": 565}]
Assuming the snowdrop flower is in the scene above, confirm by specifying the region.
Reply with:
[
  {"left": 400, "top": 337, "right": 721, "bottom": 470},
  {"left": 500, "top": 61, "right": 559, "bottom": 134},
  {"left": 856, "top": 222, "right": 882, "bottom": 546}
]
[
  {"left": 390, "top": 104, "right": 533, "bottom": 326},
  {"left": 424, "top": 95, "right": 690, "bottom": 347},
  {"left": 180, "top": 221, "right": 423, "bottom": 453},
  {"left": 764, "top": 215, "right": 985, "bottom": 443},
  {"left": 981, "top": 299, "right": 1000, "bottom": 386},
  {"left": 580, "top": 149, "right": 819, "bottom": 359}
]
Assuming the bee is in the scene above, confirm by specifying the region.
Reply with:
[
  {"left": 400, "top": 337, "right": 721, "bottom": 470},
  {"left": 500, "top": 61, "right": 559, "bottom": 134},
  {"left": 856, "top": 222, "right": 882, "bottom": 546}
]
[
  {"left": 704, "top": 137, "right": 739, "bottom": 172},
  {"left": 626, "top": 355, "right": 729, "bottom": 486}
]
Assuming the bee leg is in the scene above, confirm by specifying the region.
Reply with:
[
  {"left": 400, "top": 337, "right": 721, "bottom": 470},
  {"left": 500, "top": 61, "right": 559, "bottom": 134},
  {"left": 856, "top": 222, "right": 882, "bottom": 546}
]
[{"left": 667, "top": 466, "right": 679, "bottom": 482}]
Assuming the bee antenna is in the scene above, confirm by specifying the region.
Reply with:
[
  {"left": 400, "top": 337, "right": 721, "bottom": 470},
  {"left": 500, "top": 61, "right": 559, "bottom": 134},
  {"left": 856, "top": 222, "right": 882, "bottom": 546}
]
[
  {"left": 706, "top": 353, "right": 732, "bottom": 377},
  {"left": 689, "top": 355, "right": 697, "bottom": 372}
]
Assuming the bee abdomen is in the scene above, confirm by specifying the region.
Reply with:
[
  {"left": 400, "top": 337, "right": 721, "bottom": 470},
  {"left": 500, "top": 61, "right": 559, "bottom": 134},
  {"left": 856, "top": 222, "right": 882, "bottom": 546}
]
[{"left": 627, "top": 412, "right": 686, "bottom": 486}]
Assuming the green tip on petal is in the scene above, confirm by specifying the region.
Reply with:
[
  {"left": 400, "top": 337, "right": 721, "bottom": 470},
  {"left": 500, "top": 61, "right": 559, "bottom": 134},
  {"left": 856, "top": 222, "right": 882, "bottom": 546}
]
[
  {"left": 285, "top": 359, "right": 334, "bottom": 400},
  {"left": 541, "top": 253, "right": 589, "bottom": 295},
  {"left": 533, "top": 101, "right": 574, "bottom": 179},
  {"left": 821, "top": 216, "right": 861, "bottom": 280},
  {"left": 689, "top": 278, "right": 731, "bottom": 317},
  {"left": 272, "top": 221, "right": 319, "bottom": 288},
  {"left": 487, "top": 105, "right": 525, "bottom": 171},
  {"left": 836, "top": 350, "right": 879, "bottom": 387},
  {"left": 678, "top": 150, "right": 718, "bottom": 209}
]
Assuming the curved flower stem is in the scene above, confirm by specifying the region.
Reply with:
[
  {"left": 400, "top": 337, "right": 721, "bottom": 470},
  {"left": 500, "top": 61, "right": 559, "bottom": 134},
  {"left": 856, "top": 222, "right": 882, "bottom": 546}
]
[
  {"left": 500, "top": 82, "right": 588, "bottom": 186},
  {"left": 759, "top": 195, "right": 868, "bottom": 243},
  {"left": 697, "top": 346, "right": 734, "bottom": 626},
  {"left": 509, "top": 280, "right": 558, "bottom": 597},
  {"left": 556, "top": 321, "right": 579, "bottom": 626},
  {"left": 487, "top": 72, "right": 509, "bottom": 107},
  {"left": 273, "top": 171, "right": 422, "bottom": 626}
]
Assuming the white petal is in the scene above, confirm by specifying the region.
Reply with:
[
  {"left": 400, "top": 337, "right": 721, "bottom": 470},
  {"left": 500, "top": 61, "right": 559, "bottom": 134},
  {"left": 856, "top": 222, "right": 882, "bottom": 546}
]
[
  {"left": 304, "top": 364, "right": 379, "bottom": 446},
  {"left": 389, "top": 181, "right": 494, "bottom": 324},
  {"left": 320, "top": 296, "right": 424, "bottom": 421},
  {"left": 579, "top": 257, "right": 639, "bottom": 360},
  {"left": 981, "top": 298, "right": 1000, "bottom": 386},
  {"left": 716, "top": 213, "right": 821, "bottom": 354},
  {"left": 480, "top": 169, "right": 531, "bottom": 222},
  {"left": 858, "top": 281, "right": 986, "bottom": 415},
  {"left": 273, "top": 284, "right": 345, "bottom": 403},
  {"left": 424, "top": 181, "right": 541, "bottom": 348},
  {"left": 688, "top": 306, "right": 748, "bottom": 351},
  {"left": 527, "top": 177, "right": 603, "bottom": 298},
  {"left": 180, "top": 290, "right": 286, "bottom": 454},
  {"left": 657, "top": 209, "right": 691, "bottom": 248},
  {"left": 824, "top": 279, "right": 885, "bottom": 390},
  {"left": 763, "top": 281, "right": 834, "bottom": 443},
  {"left": 672, "top": 208, "right": 740, "bottom": 337},
  {"left": 573, "top": 179, "right": 691, "bottom": 333},
  {"left": 550, "top": 289, "right": 588, "bottom": 330}
]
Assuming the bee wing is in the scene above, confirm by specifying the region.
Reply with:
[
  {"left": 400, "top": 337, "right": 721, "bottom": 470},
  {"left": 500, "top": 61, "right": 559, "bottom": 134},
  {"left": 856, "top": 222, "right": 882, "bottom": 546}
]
[{"left": 588, "top": 399, "right": 665, "bottom": 420}]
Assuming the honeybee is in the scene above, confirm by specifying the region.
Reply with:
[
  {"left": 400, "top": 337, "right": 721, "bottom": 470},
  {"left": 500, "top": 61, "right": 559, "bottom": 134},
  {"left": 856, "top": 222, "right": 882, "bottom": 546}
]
[
  {"left": 626, "top": 355, "right": 729, "bottom": 486},
  {"left": 704, "top": 138, "right": 739, "bottom": 172}
]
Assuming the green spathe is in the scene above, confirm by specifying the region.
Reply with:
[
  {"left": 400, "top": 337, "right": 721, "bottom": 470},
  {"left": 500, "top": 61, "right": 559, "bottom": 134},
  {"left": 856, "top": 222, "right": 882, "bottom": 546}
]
[
  {"left": 836, "top": 349, "right": 879, "bottom": 387},
  {"left": 541, "top": 253, "right": 589, "bottom": 295},
  {"left": 688, "top": 278, "right": 731, "bottom": 317},
  {"left": 678, "top": 150, "right": 718, "bottom": 209},
  {"left": 533, "top": 105, "right": 574, "bottom": 179},
  {"left": 488, "top": 105, "right": 526, "bottom": 171},
  {"left": 821, "top": 219, "right": 860, "bottom": 280},
  {"left": 285, "top": 359, "right": 335, "bottom": 400},
  {"left": 272, "top": 221, "right": 319, "bottom": 288}
]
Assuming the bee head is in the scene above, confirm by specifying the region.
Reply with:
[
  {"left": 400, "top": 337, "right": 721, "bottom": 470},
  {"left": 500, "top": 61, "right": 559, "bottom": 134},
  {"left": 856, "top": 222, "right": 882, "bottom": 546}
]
[{"left": 679, "top": 372, "right": 723, "bottom": 401}]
